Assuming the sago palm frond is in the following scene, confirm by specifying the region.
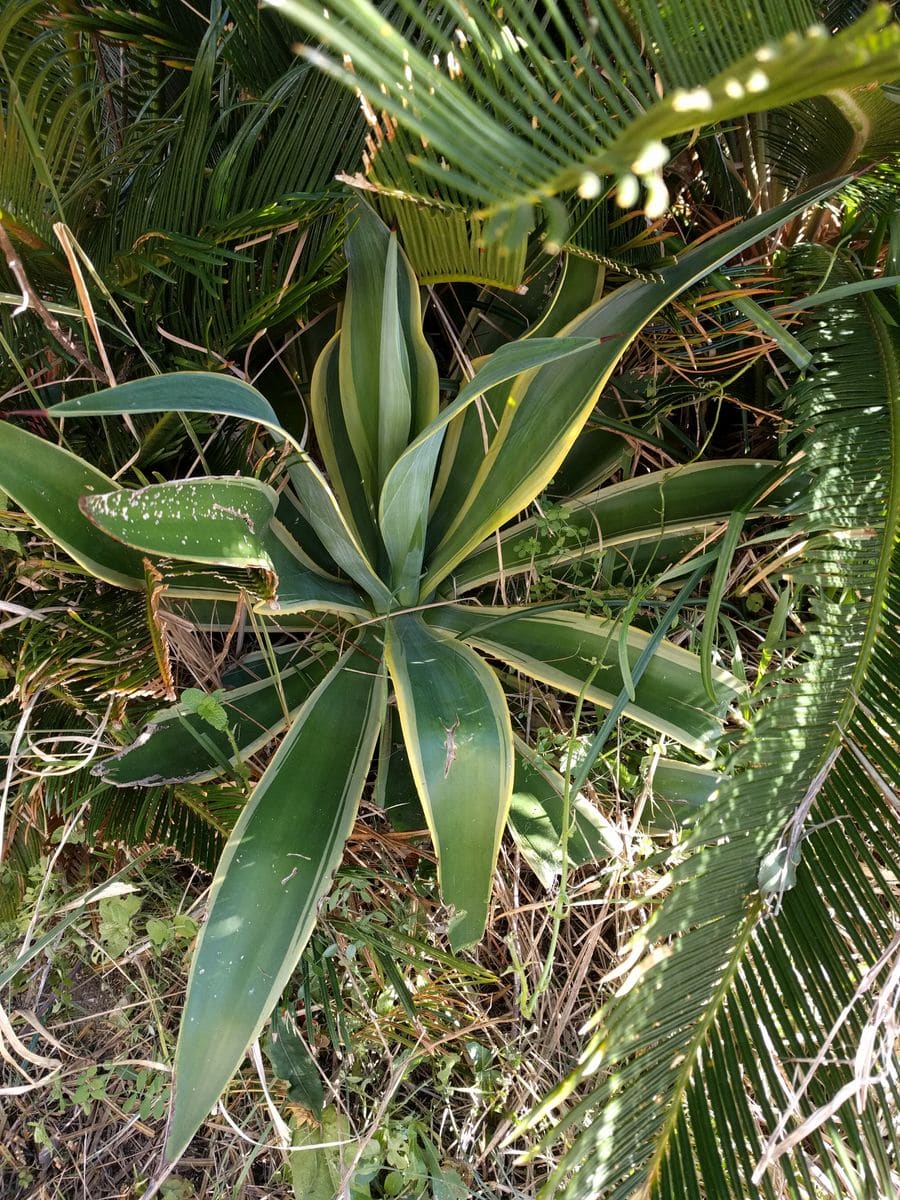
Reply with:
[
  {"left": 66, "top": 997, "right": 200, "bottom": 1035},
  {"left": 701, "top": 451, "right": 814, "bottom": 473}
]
[
  {"left": 697, "top": 84, "right": 900, "bottom": 221},
  {"left": 520, "top": 249, "right": 899, "bottom": 1197},
  {"left": 0, "top": 561, "right": 243, "bottom": 889},
  {"left": 87, "top": 12, "right": 364, "bottom": 353},
  {"left": 0, "top": 0, "right": 94, "bottom": 261},
  {"left": 271, "top": 0, "right": 900, "bottom": 250},
  {"left": 0, "top": 0, "right": 367, "bottom": 370},
  {"left": 84, "top": 774, "right": 244, "bottom": 872}
]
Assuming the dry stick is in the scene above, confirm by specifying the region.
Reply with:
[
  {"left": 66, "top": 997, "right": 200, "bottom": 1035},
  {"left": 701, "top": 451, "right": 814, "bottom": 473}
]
[
  {"left": 54, "top": 223, "right": 116, "bottom": 387},
  {"left": 0, "top": 219, "right": 105, "bottom": 382},
  {"left": 752, "top": 926, "right": 900, "bottom": 1183}
]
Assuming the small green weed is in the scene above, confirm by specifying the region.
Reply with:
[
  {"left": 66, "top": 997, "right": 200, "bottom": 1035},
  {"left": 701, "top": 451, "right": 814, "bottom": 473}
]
[
  {"left": 288, "top": 1110, "right": 469, "bottom": 1200},
  {"left": 146, "top": 912, "right": 199, "bottom": 956},
  {"left": 97, "top": 893, "right": 143, "bottom": 958}
]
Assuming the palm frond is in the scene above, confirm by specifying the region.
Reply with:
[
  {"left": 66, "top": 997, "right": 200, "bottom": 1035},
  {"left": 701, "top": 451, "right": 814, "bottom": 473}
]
[
  {"left": 273, "top": 0, "right": 900, "bottom": 246},
  {"left": 0, "top": 0, "right": 93, "bottom": 262},
  {"left": 707, "top": 84, "right": 900, "bottom": 218},
  {"left": 0, "top": 553, "right": 245, "bottom": 887},
  {"left": 523, "top": 247, "right": 899, "bottom": 1198},
  {"left": 0, "top": 1, "right": 368, "bottom": 373},
  {"left": 85, "top": 775, "right": 243, "bottom": 872},
  {"left": 87, "top": 11, "right": 358, "bottom": 354}
]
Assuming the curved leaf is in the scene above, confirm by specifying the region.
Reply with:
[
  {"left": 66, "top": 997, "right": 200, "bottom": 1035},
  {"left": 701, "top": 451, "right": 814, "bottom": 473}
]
[
  {"left": 339, "top": 198, "right": 439, "bottom": 498},
  {"left": 384, "top": 612, "right": 513, "bottom": 950},
  {"left": 80, "top": 476, "right": 279, "bottom": 571},
  {"left": 449, "top": 460, "right": 789, "bottom": 592},
  {"left": 378, "top": 336, "right": 600, "bottom": 604},
  {"left": 275, "top": 487, "right": 345, "bottom": 578},
  {"left": 425, "top": 360, "right": 508, "bottom": 554},
  {"left": 427, "top": 255, "right": 604, "bottom": 543},
  {"left": 309, "top": 330, "right": 380, "bottom": 557},
  {"left": 0, "top": 419, "right": 145, "bottom": 588},
  {"left": 97, "top": 646, "right": 338, "bottom": 786},
  {"left": 420, "top": 182, "right": 846, "bottom": 595},
  {"left": 427, "top": 605, "right": 738, "bottom": 757},
  {"left": 48, "top": 372, "right": 393, "bottom": 608},
  {"left": 510, "top": 736, "right": 622, "bottom": 889},
  {"left": 261, "top": 520, "right": 371, "bottom": 619},
  {"left": 164, "top": 635, "right": 386, "bottom": 1165}
]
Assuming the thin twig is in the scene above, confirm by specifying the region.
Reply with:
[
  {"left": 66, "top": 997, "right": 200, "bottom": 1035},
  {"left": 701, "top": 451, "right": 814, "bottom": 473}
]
[
  {"left": 752, "top": 927, "right": 900, "bottom": 1182},
  {"left": 0, "top": 219, "right": 105, "bottom": 381}
]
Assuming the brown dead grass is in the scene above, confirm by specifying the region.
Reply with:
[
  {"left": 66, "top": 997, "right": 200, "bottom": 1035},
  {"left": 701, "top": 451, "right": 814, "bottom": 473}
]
[{"left": 0, "top": 771, "right": 649, "bottom": 1200}]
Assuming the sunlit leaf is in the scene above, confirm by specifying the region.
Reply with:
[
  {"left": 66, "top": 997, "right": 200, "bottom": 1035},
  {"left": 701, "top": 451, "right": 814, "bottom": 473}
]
[
  {"left": 385, "top": 613, "right": 513, "bottom": 950},
  {"left": 164, "top": 637, "right": 386, "bottom": 1165}
]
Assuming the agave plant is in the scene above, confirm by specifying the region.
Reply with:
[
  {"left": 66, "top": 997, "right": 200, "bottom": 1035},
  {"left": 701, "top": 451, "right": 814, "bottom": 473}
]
[{"left": 0, "top": 186, "right": 839, "bottom": 1164}]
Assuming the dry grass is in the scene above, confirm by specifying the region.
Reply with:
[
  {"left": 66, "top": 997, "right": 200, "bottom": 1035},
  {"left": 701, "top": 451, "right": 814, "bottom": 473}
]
[
  {"left": 0, "top": 539, "right": 663, "bottom": 1200},
  {"left": 0, "top": 759, "right": 655, "bottom": 1200}
]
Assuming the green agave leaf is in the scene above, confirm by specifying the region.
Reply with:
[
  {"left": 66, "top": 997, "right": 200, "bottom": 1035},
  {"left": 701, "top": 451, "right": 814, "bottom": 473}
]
[
  {"left": 527, "top": 256, "right": 608, "bottom": 340},
  {"left": 264, "top": 1007, "right": 324, "bottom": 1119},
  {"left": 424, "top": 358, "right": 508, "bottom": 555},
  {"left": 309, "top": 331, "right": 380, "bottom": 558},
  {"left": 164, "top": 636, "right": 386, "bottom": 1165},
  {"left": 80, "top": 476, "right": 278, "bottom": 571},
  {"left": 339, "top": 198, "right": 439, "bottom": 499},
  {"left": 219, "top": 642, "right": 334, "bottom": 690},
  {"left": 384, "top": 612, "right": 514, "bottom": 950},
  {"left": 165, "top": 597, "right": 325, "bottom": 633},
  {"left": 420, "top": 181, "right": 846, "bottom": 595},
  {"left": 0, "top": 420, "right": 145, "bottom": 588},
  {"left": 97, "top": 646, "right": 338, "bottom": 786},
  {"left": 48, "top": 373, "right": 393, "bottom": 609},
  {"left": 261, "top": 520, "right": 371, "bottom": 619},
  {"left": 379, "top": 336, "right": 599, "bottom": 605},
  {"left": 377, "top": 235, "right": 414, "bottom": 480},
  {"left": 427, "top": 256, "right": 605, "bottom": 544},
  {"left": 427, "top": 605, "right": 738, "bottom": 757},
  {"left": 275, "top": 487, "right": 345, "bottom": 578},
  {"left": 284, "top": 455, "right": 394, "bottom": 610},
  {"left": 510, "top": 736, "right": 622, "bottom": 889},
  {"left": 373, "top": 707, "right": 425, "bottom": 833},
  {"left": 449, "top": 460, "right": 787, "bottom": 592}
]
